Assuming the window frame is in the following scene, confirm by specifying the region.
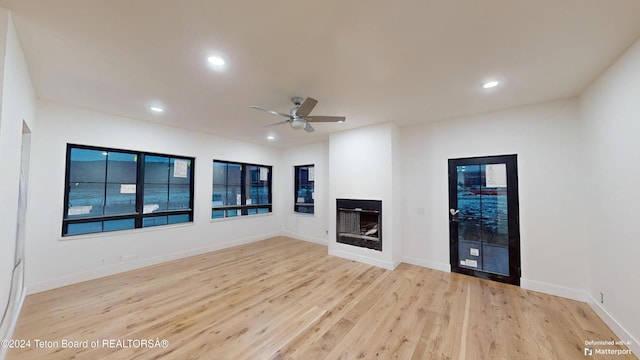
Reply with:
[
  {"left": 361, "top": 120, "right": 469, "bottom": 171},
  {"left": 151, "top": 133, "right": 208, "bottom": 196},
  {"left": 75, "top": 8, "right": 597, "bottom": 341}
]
[
  {"left": 62, "top": 144, "right": 195, "bottom": 237},
  {"left": 212, "top": 159, "right": 272, "bottom": 219},
  {"left": 294, "top": 164, "right": 315, "bottom": 214}
]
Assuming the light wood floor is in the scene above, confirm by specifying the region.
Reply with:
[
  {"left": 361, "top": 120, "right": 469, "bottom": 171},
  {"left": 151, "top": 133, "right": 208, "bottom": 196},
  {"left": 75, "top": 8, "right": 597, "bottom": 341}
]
[{"left": 7, "top": 237, "right": 636, "bottom": 360}]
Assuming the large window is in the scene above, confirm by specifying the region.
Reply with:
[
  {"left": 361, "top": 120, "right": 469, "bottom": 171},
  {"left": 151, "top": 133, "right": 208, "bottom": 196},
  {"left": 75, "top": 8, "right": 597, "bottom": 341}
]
[
  {"left": 63, "top": 144, "right": 194, "bottom": 236},
  {"left": 294, "top": 164, "right": 314, "bottom": 214},
  {"left": 212, "top": 160, "right": 272, "bottom": 219}
]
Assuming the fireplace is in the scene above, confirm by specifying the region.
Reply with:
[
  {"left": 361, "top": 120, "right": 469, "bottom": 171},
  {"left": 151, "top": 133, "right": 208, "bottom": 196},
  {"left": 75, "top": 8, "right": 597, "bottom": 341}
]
[{"left": 336, "top": 199, "right": 382, "bottom": 251}]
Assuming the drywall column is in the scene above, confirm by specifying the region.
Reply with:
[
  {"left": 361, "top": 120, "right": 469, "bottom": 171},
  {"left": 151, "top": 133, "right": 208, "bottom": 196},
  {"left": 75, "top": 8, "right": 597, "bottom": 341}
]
[{"left": 329, "top": 123, "right": 401, "bottom": 269}]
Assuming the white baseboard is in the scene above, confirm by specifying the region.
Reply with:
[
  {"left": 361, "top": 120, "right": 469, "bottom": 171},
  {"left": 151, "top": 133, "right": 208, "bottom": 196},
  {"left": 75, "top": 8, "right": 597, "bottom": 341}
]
[
  {"left": 520, "top": 278, "right": 588, "bottom": 302},
  {"left": 587, "top": 293, "right": 640, "bottom": 356},
  {"left": 27, "top": 232, "right": 281, "bottom": 294},
  {"left": 401, "top": 256, "right": 451, "bottom": 273},
  {"left": 280, "top": 230, "right": 328, "bottom": 246},
  {"left": 520, "top": 280, "right": 639, "bottom": 354},
  {"left": 328, "top": 249, "right": 396, "bottom": 270}
]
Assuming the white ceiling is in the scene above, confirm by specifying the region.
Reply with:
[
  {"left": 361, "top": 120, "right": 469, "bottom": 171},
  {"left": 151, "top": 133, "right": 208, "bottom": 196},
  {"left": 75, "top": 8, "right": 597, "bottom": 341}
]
[{"left": 2, "top": 1, "right": 640, "bottom": 148}]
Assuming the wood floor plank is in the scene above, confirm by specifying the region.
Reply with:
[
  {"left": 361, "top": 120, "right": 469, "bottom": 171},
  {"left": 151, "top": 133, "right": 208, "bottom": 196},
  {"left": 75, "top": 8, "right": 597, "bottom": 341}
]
[{"left": 7, "top": 237, "right": 637, "bottom": 360}]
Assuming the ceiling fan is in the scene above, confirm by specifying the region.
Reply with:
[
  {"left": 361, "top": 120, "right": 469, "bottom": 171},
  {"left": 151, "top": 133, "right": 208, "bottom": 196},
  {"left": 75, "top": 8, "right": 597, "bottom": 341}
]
[{"left": 250, "top": 97, "right": 345, "bottom": 133}]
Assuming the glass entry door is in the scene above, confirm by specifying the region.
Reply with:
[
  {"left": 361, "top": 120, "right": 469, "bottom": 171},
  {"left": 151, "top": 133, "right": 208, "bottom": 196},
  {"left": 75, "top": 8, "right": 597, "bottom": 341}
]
[{"left": 448, "top": 155, "right": 521, "bottom": 285}]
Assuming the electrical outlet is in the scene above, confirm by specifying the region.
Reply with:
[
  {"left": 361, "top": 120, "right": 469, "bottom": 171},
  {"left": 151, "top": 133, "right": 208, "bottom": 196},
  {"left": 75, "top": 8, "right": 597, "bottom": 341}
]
[{"left": 600, "top": 292, "right": 604, "bottom": 304}]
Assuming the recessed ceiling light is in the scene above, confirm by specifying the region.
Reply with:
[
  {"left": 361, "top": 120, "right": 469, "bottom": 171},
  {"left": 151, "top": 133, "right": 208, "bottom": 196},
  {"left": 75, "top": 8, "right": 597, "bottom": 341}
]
[
  {"left": 338, "top": 120, "right": 345, "bottom": 123},
  {"left": 207, "top": 56, "right": 225, "bottom": 66},
  {"left": 149, "top": 106, "right": 164, "bottom": 113},
  {"left": 267, "top": 135, "right": 275, "bottom": 141},
  {"left": 482, "top": 80, "right": 500, "bottom": 89}
]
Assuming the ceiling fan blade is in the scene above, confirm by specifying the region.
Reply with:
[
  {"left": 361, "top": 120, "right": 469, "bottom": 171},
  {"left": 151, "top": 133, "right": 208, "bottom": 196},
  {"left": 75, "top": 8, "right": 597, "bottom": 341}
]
[
  {"left": 295, "top": 97, "right": 318, "bottom": 117},
  {"left": 250, "top": 105, "right": 290, "bottom": 118},
  {"left": 263, "top": 120, "right": 290, "bottom": 127},
  {"left": 306, "top": 115, "right": 346, "bottom": 123},
  {"left": 304, "top": 122, "right": 315, "bottom": 133}
]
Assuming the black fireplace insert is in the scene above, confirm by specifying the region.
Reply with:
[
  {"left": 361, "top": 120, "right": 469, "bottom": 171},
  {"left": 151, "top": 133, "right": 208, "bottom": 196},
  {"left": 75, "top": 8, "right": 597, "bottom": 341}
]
[{"left": 336, "top": 199, "right": 382, "bottom": 251}]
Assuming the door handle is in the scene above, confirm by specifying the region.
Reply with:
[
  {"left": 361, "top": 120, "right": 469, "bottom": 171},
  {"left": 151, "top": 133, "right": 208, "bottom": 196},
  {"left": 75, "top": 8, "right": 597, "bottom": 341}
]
[{"left": 449, "top": 209, "right": 459, "bottom": 222}]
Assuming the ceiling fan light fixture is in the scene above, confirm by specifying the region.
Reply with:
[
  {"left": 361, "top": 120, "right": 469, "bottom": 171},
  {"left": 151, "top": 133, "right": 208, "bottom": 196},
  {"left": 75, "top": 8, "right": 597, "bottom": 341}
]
[{"left": 290, "top": 118, "right": 307, "bottom": 130}]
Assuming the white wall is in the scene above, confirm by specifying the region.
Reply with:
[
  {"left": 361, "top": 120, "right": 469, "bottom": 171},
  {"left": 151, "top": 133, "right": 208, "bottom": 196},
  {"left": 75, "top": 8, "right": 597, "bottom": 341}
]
[
  {"left": 0, "top": 10, "right": 36, "bottom": 347},
  {"left": 280, "top": 141, "right": 329, "bottom": 244},
  {"left": 580, "top": 37, "right": 640, "bottom": 350},
  {"left": 329, "top": 123, "right": 401, "bottom": 269},
  {"left": 400, "top": 99, "right": 588, "bottom": 298},
  {"left": 25, "top": 101, "right": 282, "bottom": 293},
  {"left": 0, "top": 8, "right": 11, "bottom": 335}
]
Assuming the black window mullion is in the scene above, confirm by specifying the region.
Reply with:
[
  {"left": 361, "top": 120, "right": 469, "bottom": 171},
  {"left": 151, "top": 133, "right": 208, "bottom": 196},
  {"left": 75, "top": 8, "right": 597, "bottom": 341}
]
[
  {"left": 225, "top": 162, "right": 230, "bottom": 214},
  {"left": 135, "top": 153, "right": 145, "bottom": 229},
  {"left": 267, "top": 166, "right": 272, "bottom": 206},
  {"left": 226, "top": 162, "right": 229, "bottom": 207},
  {"left": 294, "top": 167, "right": 300, "bottom": 209},
  {"left": 100, "top": 151, "right": 109, "bottom": 236},
  {"left": 188, "top": 158, "right": 195, "bottom": 221},
  {"left": 166, "top": 157, "right": 171, "bottom": 211},
  {"left": 62, "top": 145, "right": 72, "bottom": 236},
  {"left": 102, "top": 151, "right": 109, "bottom": 217},
  {"left": 240, "top": 165, "right": 247, "bottom": 216}
]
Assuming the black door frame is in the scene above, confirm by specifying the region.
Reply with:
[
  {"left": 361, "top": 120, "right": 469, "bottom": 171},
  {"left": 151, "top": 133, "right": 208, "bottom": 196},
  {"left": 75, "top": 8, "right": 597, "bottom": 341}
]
[{"left": 448, "top": 154, "right": 521, "bottom": 286}]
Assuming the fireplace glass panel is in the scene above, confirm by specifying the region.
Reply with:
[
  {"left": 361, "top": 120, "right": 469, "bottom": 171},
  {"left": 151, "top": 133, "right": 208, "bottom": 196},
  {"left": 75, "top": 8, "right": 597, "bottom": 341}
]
[{"left": 336, "top": 199, "right": 382, "bottom": 251}]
